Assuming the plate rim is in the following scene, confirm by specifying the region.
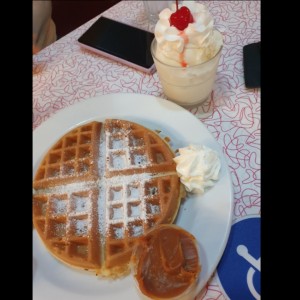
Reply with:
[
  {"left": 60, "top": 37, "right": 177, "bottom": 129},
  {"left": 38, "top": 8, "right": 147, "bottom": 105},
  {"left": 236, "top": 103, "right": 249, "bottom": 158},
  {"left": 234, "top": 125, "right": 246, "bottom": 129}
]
[{"left": 33, "top": 93, "right": 234, "bottom": 299}]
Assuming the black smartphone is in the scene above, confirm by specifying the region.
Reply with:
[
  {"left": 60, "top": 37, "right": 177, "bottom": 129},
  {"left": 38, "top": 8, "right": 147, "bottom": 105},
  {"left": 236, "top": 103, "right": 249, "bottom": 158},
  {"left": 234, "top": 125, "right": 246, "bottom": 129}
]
[
  {"left": 243, "top": 42, "right": 261, "bottom": 88},
  {"left": 78, "top": 16, "right": 155, "bottom": 74}
]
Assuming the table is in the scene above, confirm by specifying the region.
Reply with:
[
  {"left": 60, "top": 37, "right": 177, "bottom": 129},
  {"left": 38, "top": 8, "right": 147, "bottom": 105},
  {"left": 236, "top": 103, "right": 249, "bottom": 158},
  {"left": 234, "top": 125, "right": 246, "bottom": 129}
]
[{"left": 33, "top": 1, "right": 261, "bottom": 299}]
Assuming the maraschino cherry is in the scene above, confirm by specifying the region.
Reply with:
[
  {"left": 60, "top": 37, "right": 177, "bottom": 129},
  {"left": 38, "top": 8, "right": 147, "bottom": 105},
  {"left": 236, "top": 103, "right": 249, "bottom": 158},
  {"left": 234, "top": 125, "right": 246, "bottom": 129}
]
[{"left": 169, "top": 0, "right": 194, "bottom": 31}]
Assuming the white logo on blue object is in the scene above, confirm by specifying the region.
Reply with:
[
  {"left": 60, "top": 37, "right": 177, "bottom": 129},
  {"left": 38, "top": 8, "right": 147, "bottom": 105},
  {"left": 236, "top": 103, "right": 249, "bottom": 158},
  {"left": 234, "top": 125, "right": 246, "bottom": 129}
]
[
  {"left": 237, "top": 245, "right": 261, "bottom": 299},
  {"left": 217, "top": 216, "right": 260, "bottom": 300}
]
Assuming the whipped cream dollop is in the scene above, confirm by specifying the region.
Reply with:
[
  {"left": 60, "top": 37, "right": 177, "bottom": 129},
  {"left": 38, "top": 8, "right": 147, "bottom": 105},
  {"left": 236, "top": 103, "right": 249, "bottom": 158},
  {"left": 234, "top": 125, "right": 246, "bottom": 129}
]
[
  {"left": 173, "top": 145, "right": 221, "bottom": 194},
  {"left": 154, "top": 1, "right": 223, "bottom": 67}
]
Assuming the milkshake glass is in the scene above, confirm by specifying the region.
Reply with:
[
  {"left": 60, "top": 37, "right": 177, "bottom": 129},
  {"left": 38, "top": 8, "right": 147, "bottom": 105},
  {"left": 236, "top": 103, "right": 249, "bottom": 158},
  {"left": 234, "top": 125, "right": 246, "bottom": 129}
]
[{"left": 151, "top": 36, "right": 222, "bottom": 108}]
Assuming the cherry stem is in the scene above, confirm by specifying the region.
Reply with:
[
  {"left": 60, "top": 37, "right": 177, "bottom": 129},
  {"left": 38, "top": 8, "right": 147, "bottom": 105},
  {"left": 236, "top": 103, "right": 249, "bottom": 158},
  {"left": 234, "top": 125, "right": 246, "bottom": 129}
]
[{"left": 176, "top": 0, "right": 179, "bottom": 11}]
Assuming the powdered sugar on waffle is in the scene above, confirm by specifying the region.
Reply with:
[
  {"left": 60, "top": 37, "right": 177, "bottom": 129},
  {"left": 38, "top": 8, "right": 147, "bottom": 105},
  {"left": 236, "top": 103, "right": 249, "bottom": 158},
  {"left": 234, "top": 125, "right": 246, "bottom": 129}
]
[
  {"left": 33, "top": 180, "right": 98, "bottom": 196},
  {"left": 33, "top": 119, "right": 181, "bottom": 276},
  {"left": 97, "top": 125, "right": 154, "bottom": 244},
  {"left": 98, "top": 130, "right": 107, "bottom": 244}
]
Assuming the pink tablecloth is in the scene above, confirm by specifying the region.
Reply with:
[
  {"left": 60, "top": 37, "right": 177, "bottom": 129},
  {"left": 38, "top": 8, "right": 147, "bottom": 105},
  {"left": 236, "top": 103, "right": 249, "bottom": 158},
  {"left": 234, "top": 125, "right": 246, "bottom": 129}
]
[{"left": 33, "top": 1, "right": 260, "bottom": 299}]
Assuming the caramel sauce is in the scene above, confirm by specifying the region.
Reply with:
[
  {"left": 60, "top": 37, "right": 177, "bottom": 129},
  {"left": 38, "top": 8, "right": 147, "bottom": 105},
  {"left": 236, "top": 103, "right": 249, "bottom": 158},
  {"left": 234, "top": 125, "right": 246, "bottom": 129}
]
[
  {"left": 178, "top": 32, "right": 189, "bottom": 67},
  {"left": 134, "top": 225, "right": 200, "bottom": 299}
]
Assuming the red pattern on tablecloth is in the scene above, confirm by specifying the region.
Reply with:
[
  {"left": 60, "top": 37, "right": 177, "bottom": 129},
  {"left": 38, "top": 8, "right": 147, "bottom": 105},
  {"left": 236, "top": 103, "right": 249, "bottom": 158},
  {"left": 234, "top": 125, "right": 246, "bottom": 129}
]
[{"left": 33, "top": 2, "right": 260, "bottom": 299}]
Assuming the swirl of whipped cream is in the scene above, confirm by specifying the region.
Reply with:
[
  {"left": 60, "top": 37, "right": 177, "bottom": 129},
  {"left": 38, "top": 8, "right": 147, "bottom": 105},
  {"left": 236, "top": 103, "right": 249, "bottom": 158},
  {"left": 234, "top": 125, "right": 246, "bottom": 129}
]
[
  {"left": 173, "top": 145, "right": 221, "bottom": 194},
  {"left": 154, "top": 1, "right": 222, "bottom": 67}
]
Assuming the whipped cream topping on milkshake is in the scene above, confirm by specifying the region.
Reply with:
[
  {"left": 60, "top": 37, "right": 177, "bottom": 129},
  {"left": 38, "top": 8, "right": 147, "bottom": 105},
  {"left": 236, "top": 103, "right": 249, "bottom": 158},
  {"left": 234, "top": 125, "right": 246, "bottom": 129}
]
[{"left": 154, "top": 1, "right": 223, "bottom": 67}]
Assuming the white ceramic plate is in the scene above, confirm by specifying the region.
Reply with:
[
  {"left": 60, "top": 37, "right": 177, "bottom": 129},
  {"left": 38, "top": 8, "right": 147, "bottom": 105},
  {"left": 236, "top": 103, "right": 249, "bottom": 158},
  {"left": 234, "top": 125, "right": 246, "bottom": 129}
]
[{"left": 33, "top": 93, "right": 233, "bottom": 300}]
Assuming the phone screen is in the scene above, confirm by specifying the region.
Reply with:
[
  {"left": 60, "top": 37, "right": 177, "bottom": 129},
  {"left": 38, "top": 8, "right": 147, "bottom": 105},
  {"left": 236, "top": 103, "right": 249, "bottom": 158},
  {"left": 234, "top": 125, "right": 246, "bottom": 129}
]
[
  {"left": 78, "top": 17, "right": 155, "bottom": 71},
  {"left": 243, "top": 42, "right": 260, "bottom": 88}
]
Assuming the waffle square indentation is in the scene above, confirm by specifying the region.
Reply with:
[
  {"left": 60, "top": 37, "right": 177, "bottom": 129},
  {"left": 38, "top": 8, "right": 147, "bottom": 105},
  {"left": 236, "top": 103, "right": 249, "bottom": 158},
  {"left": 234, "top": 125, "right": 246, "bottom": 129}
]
[
  {"left": 79, "top": 133, "right": 91, "bottom": 144},
  {"left": 110, "top": 151, "right": 126, "bottom": 169},
  {"left": 146, "top": 217, "right": 158, "bottom": 229},
  {"left": 46, "top": 166, "right": 60, "bottom": 178},
  {"left": 78, "top": 146, "right": 91, "bottom": 158},
  {"left": 70, "top": 218, "right": 88, "bottom": 236},
  {"left": 36, "top": 219, "right": 46, "bottom": 233},
  {"left": 48, "top": 219, "right": 66, "bottom": 238},
  {"left": 109, "top": 186, "right": 123, "bottom": 201},
  {"left": 109, "top": 136, "right": 125, "bottom": 149},
  {"left": 128, "top": 220, "right": 143, "bottom": 237},
  {"left": 70, "top": 192, "right": 91, "bottom": 214},
  {"left": 78, "top": 160, "right": 90, "bottom": 173},
  {"left": 151, "top": 146, "right": 166, "bottom": 163},
  {"left": 65, "top": 136, "right": 78, "bottom": 147},
  {"left": 81, "top": 124, "right": 92, "bottom": 132},
  {"left": 146, "top": 199, "right": 161, "bottom": 215},
  {"left": 50, "top": 195, "right": 68, "bottom": 216},
  {"left": 53, "top": 140, "right": 63, "bottom": 150},
  {"left": 127, "top": 202, "right": 141, "bottom": 218},
  {"left": 33, "top": 195, "right": 48, "bottom": 216},
  {"left": 145, "top": 180, "right": 159, "bottom": 196},
  {"left": 130, "top": 150, "right": 147, "bottom": 166},
  {"left": 129, "top": 132, "right": 145, "bottom": 147},
  {"left": 109, "top": 224, "right": 124, "bottom": 239},
  {"left": 127, "top": 184, "right": 139, "bottom": 200},
  {"left": 111, "top": 123, "right": 125, "bottom": 134},
  {"left": 62, "top": 163, "right": 76, "bottom": 176},
  {"left": 108, "top": 242, "right": 125, "bottom": 254},
  {"left": 52, "top": 242, "right": 66, "bottom": 253},
  {"left": 35, "top": 168, "right": 45, "bottom": 180},
  {"left": 49, "top": 152, "right": 62, "bottom": 164},
  {"left": 70, "top": 242, "right": 88, "bottom": 258},
  {"left": 109, "top": 204, "right": 124, "bottom": 220},
  {"left": 63, "top": 148, "right": 76, "bottom": 162}
]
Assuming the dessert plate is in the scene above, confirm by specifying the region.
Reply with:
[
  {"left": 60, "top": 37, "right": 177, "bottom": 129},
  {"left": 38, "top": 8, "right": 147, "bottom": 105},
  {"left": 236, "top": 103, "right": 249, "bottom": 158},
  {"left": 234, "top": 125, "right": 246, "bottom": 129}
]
[{"left": 33, "top": 93, "right": 233, "bottom": 300}]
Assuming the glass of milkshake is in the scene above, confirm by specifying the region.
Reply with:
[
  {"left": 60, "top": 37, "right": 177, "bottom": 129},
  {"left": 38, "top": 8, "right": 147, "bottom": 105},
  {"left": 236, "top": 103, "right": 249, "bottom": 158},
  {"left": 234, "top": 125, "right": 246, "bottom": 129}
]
[{"left": 151, "top": 1, "right": 223, "bottom": 108}]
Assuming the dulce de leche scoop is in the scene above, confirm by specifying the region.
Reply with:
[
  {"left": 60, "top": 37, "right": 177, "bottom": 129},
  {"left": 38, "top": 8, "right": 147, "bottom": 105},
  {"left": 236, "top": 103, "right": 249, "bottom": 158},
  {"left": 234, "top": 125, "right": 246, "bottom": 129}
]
[{"left": 132, "top": 224, "right": 201, "bottom": 300}]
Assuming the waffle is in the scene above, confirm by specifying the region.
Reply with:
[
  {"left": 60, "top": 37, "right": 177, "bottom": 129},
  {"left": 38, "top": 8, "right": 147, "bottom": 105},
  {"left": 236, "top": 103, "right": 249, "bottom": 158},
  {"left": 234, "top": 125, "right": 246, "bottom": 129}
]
[
  {"left": 33, "top": 122, "right": 101, "bottom": 189},
  {"left": 33, "top": 119, "right": 184, "bottom": 278}
]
